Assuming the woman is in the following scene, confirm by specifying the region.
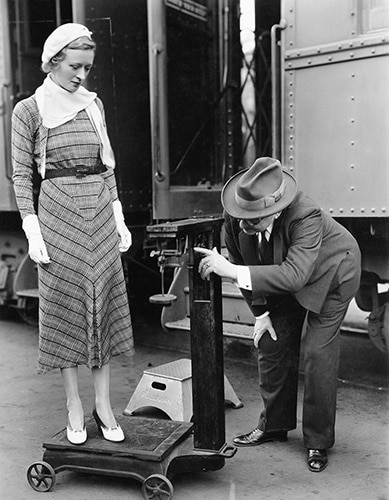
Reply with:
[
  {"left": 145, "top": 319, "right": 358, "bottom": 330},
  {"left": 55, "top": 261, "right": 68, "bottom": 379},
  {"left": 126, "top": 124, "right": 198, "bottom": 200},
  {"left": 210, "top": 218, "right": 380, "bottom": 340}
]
[{"left": 12, "top": 23, "right": 134, "bottom": 445}]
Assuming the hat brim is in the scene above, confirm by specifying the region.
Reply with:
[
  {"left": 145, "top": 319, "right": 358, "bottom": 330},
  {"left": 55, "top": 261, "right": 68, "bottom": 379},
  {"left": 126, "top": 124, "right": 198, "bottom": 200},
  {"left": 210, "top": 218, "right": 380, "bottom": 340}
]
[{"left": 221, "top": 168, "right": 298, "bottom": 219}]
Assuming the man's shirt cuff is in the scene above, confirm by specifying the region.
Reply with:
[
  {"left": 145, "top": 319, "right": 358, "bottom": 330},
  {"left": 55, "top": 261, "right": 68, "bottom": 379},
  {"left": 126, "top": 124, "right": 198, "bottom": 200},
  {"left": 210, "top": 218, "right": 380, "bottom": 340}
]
[{"left": 236, "top": 265, "right": 252, "bottom": 290}]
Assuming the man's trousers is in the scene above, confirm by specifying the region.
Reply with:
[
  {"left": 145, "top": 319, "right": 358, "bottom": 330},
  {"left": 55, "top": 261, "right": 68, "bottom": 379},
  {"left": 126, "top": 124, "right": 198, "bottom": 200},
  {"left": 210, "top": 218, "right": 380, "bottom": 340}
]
[{"left": 257, "top": 261, "right": 360, "bottom": 449}]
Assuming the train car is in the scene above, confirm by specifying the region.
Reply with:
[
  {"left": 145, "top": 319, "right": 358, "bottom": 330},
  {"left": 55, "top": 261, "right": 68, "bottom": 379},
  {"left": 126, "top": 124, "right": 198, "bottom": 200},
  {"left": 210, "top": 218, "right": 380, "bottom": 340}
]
[
  {"left": 0, "top": 0, "right": 242, "bottom": 322},
  {"left": 158, "top": 0, "right": 389, "bottom": 354},
  {"left": 276, "top": 0, "right": 389, "bottom": 351},
  {"left": 0, "top": 0, "right": 388, "bottom": 352}
]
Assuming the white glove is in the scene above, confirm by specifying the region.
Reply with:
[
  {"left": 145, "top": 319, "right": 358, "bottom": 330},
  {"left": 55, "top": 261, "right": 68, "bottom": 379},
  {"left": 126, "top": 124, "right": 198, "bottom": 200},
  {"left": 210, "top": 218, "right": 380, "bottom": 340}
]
[
  {"left": 22, "top": 214, "right": 50, "bottom": 264},
  {"left": 112, "top": 200, "right": 132, "bottom": 252},
  {"left": 253, "top": 313, "right": 277, "bottom": 347}
]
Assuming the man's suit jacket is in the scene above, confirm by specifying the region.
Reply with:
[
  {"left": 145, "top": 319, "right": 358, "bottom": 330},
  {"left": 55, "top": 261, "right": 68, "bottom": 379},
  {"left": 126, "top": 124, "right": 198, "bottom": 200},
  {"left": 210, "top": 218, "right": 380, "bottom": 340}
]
[{"left": 224, "top": 191, "right": 361, "bottom": 316}]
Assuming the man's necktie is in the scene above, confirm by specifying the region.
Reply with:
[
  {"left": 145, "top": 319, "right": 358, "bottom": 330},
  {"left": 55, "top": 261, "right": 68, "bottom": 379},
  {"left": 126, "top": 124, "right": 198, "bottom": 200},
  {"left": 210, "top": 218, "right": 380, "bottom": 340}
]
[{"left": 258, "top": 231, "right": 269, "bottom": 261}]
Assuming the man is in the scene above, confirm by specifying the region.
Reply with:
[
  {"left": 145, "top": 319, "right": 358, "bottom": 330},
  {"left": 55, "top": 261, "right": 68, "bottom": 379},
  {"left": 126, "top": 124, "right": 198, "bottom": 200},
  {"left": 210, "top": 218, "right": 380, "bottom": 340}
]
[{"left": 195, "top": 157, "right": 361, "bottom": 472}]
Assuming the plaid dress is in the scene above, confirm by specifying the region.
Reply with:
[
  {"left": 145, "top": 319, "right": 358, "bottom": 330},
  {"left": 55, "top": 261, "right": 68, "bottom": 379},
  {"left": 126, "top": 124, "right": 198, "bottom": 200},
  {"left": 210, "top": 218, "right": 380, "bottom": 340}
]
[{"left": 12, "top": 96, "right": 134, "bottom": 374}]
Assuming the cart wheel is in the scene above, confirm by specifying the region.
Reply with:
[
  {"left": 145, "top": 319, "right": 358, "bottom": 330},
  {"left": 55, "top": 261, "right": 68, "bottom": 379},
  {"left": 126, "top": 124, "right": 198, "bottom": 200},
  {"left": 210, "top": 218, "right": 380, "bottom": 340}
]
[
  {"left": 27, "top": 461, "right": 56, "bottom": 492},
  {"left": 142, "top": 474, "right": 174, "bottom": 500}
]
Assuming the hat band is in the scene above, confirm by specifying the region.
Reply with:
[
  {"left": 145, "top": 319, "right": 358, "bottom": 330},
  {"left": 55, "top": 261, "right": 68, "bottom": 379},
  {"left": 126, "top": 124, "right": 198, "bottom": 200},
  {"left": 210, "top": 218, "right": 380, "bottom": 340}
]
[{"left": 235, "top": 179, "right": 286, "bottom": 212}]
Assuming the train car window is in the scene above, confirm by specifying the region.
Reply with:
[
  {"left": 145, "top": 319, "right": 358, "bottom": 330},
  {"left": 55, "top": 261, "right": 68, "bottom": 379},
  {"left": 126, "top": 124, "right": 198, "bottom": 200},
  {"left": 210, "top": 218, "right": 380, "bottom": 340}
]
[
  {"left": 165, "top": 1, "right": 217, "bottom": 187},
  {"left": 7, "top": 0, "right": 72, "bottom": 101},
  {"left": 362, "top": 0, "right": 389, "bottom": 33}
]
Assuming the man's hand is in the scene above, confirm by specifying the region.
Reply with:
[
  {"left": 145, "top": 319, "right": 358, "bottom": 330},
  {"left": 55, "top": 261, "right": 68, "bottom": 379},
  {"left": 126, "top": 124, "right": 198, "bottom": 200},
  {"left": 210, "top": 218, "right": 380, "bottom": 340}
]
[
  {"left": 253, "top": 315, "right": 277, "bottom": 347},
  {"left": 194, "top": 247, "right": 237, "bottom": 281}
]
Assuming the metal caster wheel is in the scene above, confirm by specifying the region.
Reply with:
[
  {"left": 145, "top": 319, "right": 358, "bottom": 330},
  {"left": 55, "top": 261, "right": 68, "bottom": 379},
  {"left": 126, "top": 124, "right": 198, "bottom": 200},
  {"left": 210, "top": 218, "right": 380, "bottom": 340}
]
[
  {"left": 142, "top": 473, "right": 174, "bottom": 500},
  {"left": 27, "top": 461, "right": 56, "bottom": 492}
]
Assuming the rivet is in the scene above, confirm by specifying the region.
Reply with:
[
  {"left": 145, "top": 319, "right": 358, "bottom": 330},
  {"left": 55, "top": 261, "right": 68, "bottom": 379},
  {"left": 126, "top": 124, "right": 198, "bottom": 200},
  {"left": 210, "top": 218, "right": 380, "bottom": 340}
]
[
  {"left": 351, "top": 96, "right": 355, "bottom": 100},
  {"left": 371, "top": 208, "right": 376, "bottom": 213},
  {"left": 338, "top": 44, "right": 342, "bottom": 49},
  {"left": 372, "top": 49, "right": 376, "bottom": 54},
  {"left": 289, "top": 145, "right": 294, "bottom": 150},
  {"left": 289, "top": 114, "right": 294, "bottom": 119},
  {"left": 329, "top": 208, "right": 334, "bottom": 213},
  {"left": 350, "top": 186, "right": 354, "bottom": 191},
  {"left": 339, "top": 208, "right": 344, "bottom": 213},
  {"left": 308, "top": 59, "right": 312, "bottom": 64},
  {"left": 351, "top": 141, "right": 355, "bottom": 145},
  {"left": 317, "top": 48, "right": 321, "bottom": 53},
  {"left": 350, "top": 208, "right": 355, "bottom": 213},
  {"left": 297, "top": 52, "right": 300, "bottom": 56},
  {"left": 361, "top": 208, "right": 365, "bottom": 213},
  {"left": 351, "top": 118, "right": 355, "bottom": 123},
  {"left": 350, "top": 164, "right": 355, "bottom": 168},
  {"left": 328, "top": 56, "right": 332, "bottom": 61},
  {"left": 288, "top": 62, "right": 292, "bottom": 67},
  {"left": 349, "top": 42, "right": 353, "bottom": 47},
  {"left": 351, "top": 73, "right": 355, "bottom": 77},
  {"left": 350, "top": 52, "right": 354, "bottom": 58},
  {"left": 289, "top": 158, "right": 294, "bottom": 162},
  {"left": 382, "top": 208, "right": 387, "bottom": 213}
]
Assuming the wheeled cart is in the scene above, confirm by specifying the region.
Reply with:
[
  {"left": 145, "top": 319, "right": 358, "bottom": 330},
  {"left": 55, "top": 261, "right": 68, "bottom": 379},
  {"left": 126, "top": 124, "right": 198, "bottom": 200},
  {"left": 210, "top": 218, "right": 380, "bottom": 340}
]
[
  {"left": 27, "top": 414, "right": 235, "bottom": 499},
  {"left": 27, "top": 217, "right": 238, "bottom": 499}
]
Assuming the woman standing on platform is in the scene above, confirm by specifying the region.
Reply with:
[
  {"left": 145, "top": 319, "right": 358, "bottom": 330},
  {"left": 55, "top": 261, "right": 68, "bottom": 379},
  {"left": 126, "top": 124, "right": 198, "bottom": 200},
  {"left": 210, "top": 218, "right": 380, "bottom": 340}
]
[{"left": 12, "top": 23, "right": 134, "bottom": 445}]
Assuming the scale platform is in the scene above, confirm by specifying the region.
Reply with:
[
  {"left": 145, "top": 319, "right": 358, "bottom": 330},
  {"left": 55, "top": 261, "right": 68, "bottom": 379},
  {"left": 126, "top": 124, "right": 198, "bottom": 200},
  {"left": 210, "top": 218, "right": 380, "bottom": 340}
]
[{"left": 27, "top": 414, "right": 235, "bottom": 499}]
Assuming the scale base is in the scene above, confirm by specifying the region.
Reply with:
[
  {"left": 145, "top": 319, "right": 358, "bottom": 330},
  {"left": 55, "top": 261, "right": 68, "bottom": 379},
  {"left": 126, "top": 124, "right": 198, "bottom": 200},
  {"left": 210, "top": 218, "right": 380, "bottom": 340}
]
[{"left": 27, "top": 414, "right": 236, "bottom": 499}]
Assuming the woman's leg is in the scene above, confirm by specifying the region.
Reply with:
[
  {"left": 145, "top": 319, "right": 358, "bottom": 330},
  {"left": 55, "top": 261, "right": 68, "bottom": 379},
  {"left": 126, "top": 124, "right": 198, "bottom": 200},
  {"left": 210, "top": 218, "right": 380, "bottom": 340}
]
[
  {"left": 61, "top": 366, "right": 84, "bottom": 430},
  {"left": 92, "top": 363, "right": 117, "bottom": 427}
]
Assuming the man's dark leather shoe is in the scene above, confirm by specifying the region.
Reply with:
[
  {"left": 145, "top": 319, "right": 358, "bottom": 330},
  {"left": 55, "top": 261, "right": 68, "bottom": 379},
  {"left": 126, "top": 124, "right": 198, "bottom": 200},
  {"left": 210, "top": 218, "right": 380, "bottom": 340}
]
[{"left": 233, "top": 428, "right": 288, "bottom": 447}]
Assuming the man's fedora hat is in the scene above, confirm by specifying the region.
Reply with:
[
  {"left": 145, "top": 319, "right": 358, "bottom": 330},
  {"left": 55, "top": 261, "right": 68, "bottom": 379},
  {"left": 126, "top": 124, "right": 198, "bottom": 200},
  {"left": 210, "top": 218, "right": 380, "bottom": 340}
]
[{"left": 221, "top": 157, "right": 298, "bottom": 219}]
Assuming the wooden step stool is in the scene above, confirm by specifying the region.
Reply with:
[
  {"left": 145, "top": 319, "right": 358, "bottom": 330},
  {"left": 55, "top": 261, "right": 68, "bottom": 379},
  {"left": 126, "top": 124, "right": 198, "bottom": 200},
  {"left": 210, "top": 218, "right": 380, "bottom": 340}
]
[{"left": 124, "top": 358, "right": 243, "bottom": 422}]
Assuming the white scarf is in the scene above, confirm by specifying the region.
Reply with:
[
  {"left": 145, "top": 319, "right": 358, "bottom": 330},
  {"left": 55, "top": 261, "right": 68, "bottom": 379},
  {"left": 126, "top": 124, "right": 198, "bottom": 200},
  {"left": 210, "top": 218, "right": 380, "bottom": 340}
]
[{"left": 35, "top": 75, "right": 115, "bottom": 177}]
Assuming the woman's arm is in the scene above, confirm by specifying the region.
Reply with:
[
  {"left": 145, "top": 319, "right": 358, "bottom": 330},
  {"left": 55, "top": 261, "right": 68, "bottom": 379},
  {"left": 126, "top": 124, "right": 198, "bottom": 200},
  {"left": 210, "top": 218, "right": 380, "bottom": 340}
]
[{"left": 12, "top": 100, "right": 38, "bottom": 218}]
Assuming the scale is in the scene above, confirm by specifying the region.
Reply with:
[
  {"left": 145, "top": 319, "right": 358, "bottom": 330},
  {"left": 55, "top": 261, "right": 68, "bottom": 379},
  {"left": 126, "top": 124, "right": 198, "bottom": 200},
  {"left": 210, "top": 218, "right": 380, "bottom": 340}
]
[{"left": 27, "top": 217, "right": 237, "bottom": 500}]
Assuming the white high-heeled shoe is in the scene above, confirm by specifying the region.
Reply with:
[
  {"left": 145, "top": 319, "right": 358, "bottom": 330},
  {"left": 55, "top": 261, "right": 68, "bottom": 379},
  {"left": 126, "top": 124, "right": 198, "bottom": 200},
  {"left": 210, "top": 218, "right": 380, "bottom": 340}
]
[
  {"left": 66, "top": 422, "right": 87, "bottom": 445},
  {"left": 93, "top": 408, "right": 125, "bottom": 442}
]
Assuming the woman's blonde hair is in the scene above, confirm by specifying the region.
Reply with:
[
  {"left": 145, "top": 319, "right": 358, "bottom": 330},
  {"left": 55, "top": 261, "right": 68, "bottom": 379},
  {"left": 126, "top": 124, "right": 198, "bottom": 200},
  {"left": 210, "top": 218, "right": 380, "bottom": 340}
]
[{"left": 41, "top": 36, "right": 96, "bottom": 73}]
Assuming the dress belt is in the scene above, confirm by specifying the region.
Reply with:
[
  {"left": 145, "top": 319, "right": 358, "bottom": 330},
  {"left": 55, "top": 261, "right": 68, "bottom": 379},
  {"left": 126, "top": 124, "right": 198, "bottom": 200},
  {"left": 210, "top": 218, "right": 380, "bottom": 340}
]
[{"left": 45, "top": 165, "right": 107, "bottom": 179}]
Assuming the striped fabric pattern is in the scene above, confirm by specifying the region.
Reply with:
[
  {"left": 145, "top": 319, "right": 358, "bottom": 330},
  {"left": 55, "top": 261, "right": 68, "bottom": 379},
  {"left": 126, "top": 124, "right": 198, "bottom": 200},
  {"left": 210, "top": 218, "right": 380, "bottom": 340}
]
[
  {"left": 12, "top": 96, "right": 133, "bottom": 374},
  {"left": 12, "top": 96, "right": 118, "bottom": 218}
]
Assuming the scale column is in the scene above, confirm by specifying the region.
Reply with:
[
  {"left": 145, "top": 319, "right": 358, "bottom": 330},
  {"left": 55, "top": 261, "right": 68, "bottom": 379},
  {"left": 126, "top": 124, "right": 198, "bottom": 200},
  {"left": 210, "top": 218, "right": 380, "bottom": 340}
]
[{"left": 188, "top": 223, "right": 225, "bottom": 452}]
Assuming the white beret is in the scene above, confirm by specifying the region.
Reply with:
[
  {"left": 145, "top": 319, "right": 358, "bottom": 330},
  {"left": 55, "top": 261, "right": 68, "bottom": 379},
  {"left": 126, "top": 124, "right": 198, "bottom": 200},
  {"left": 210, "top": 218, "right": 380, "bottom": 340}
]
[{"left": 41, "top": 23, "right": 93, "bottom": 64}]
